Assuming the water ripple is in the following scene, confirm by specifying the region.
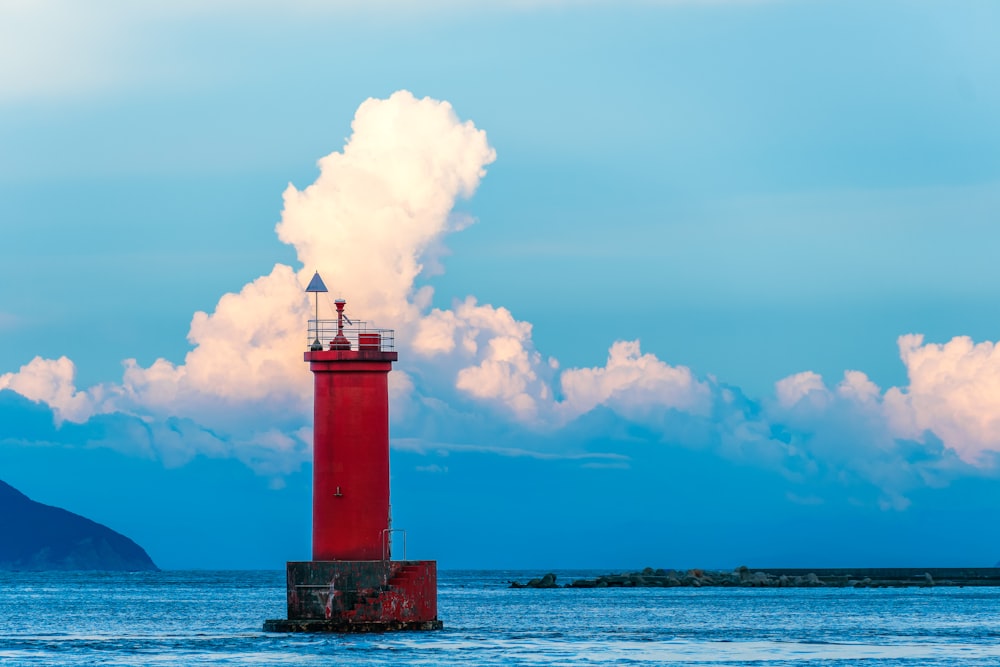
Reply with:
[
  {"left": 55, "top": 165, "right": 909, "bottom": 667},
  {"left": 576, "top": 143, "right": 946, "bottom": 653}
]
[{"left": 1, "top": 570, "right": 1000, "bottom": 665}]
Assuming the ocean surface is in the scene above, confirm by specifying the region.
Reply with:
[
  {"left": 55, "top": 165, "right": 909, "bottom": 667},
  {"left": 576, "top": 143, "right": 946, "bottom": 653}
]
[{"left": 1, "top": 569, "right": 1000, "bottom": 665}]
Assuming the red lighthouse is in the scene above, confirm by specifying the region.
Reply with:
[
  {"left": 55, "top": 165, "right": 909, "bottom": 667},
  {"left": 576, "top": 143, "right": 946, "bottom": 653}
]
[{"left": 265, "top": 272, "right": 442, "bottom": 633}]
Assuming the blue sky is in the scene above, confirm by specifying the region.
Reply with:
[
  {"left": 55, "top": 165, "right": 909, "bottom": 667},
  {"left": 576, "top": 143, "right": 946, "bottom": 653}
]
[{"left": 2, "top": 0, "right": 1000, "bottom": 569}]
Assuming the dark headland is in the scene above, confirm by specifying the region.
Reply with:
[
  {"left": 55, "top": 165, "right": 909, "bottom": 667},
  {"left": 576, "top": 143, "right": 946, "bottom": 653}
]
[
  {"left": 0, "top": 479, "right": 158, "bottom": 571},
  {"left": 512, "top": 566, "right": 1000, "bottom": 589}
]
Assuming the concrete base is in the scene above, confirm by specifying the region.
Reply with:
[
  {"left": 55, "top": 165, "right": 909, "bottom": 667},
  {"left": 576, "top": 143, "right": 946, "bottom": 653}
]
[
  {"left": 263, "top": 560, "right": 441, "bottom": 633},
  {"left": 263, "top": 618, "right": 444, "bottom": 633}
]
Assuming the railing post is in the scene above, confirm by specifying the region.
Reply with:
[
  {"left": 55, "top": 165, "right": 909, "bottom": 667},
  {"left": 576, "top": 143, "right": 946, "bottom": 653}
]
[{"left": 381, "top": 528, "right": 406, "bottom": 561}]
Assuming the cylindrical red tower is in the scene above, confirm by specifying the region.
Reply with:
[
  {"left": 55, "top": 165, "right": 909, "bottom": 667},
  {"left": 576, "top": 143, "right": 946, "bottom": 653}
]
[
  {"left": 307, "top": 299, "right": 397, "bottom": 561},
  {"left": 265, "top": 277, "right": 440, "bottom": 633}
]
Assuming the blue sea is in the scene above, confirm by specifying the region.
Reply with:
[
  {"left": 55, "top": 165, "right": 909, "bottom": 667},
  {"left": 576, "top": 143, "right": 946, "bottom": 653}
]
[{"left": 2, "top": 570, "right": 1000, "bottom": 665}]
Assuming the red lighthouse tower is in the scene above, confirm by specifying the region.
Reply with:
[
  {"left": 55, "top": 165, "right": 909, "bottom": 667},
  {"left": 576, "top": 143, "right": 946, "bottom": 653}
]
[{"left": 265, "top": 272, "right": 442, "bottom": 633}]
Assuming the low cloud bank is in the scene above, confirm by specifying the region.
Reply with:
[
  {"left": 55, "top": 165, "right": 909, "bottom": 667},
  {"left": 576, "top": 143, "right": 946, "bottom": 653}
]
[
  {"left": 775, "top": 334, "right": 1000, "bottom": 469},
  {"left": 2, "top": 91, "right": 998, "bottom": 504}
]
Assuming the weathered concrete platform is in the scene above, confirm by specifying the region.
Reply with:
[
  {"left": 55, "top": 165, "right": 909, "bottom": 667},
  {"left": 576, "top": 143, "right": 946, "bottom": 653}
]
[
  {"left": 264, "top": 560, "right": 442, "bottom": 633},
  {"left": 263, "top": 618, "right": 443, "bottom": 633}
]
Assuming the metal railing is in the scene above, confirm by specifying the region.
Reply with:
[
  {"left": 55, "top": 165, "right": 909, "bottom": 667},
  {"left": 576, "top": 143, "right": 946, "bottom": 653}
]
[{"left": 306, "top": 320, "right": 395, "bottom": 352}]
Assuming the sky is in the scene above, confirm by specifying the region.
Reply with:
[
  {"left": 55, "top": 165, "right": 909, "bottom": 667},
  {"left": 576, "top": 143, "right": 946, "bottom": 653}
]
[{"left": 2, "top": 0, "right": 1000, "bottom": 570}]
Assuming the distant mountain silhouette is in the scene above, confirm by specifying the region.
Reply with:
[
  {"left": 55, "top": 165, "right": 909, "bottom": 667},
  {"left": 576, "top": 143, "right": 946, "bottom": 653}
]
[{"left": 0, "top": 480, "right": 157, "bottom": 571}]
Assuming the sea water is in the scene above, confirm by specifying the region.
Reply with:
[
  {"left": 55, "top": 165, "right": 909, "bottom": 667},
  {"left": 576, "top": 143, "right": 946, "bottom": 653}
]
[{"left": 1, "top": 569, "right": 1000, "bottom": 665}]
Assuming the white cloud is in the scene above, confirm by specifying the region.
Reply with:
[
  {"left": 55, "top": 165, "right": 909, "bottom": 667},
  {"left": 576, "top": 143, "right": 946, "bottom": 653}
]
[
  {"left": 769, "top": 367, "right": 936, "bottom": 503},
  {"left": 885, "top": 334, "right": 1000, "bottom": 465},
  {"left": 123, "top": 91, "right": 495, "bottom": 424},
  {"left": 455, "top": 336, "right": 544, "bottom": 421},
  {"left": 414, "top": 305, "right": 711, "bottom": 427},
  {"left": 392, "top": 437, "right": 632, "bottom": 463},
  {"left": 117, "top": 90, "right": 494, "bottom": 461},
  {"left": 765, "top": 333, "right": 1000, "bottom": 508},
  {"left": 836, "top": 370, "right": 882, "bottom": 405},
  {"left": 774, "top": 334, "right": 1000, "bottom": 468},
  {"left": 0, "top": 356, "right": 103, "bottom": 424},
  {"left": 417, "top": 297, "right": 550, "bottom": 422},
  {"left": 3, "top": 85, "right": 996, "bottom": 509},
  {"left": 559, "top": 340, "right": 711, "bottom": 422},
  {"left": 775, "top": 371, "right": 828, "bottom": 409},
  {"left": 276, "top": 91, "right": 495, "bottom": 329},
  {"left": 1, "top": 90, "right": 497, "bottom": 472},
  {"left": 231, "top": 428, "right": 312, "bottom": 477},
  {"left": 118, "top": 263, "right": 311, "bottom": 430}
]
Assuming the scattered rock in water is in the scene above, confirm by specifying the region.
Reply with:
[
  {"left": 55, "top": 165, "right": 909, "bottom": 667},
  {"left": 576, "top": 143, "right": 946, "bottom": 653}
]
[
  {"left": 795, "top": 573, "right": 822, "bottom": 587},
  {"left": 509, "top": 573, "right": 559, "bottom": 589},
  {"left": 511, "top": 567, "right": 1000, "bottom": 590}
]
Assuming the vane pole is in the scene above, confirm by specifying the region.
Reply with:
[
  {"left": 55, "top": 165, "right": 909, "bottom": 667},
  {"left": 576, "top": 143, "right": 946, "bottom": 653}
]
[{"left": 305, "top": 271, "right": 329, "bottom": 351}]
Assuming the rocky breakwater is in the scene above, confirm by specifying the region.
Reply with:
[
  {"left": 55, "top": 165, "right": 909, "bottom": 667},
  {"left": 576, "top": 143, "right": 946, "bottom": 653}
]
[{"left": 510, "top": 566, "right": 1000, "bottom": 589}]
